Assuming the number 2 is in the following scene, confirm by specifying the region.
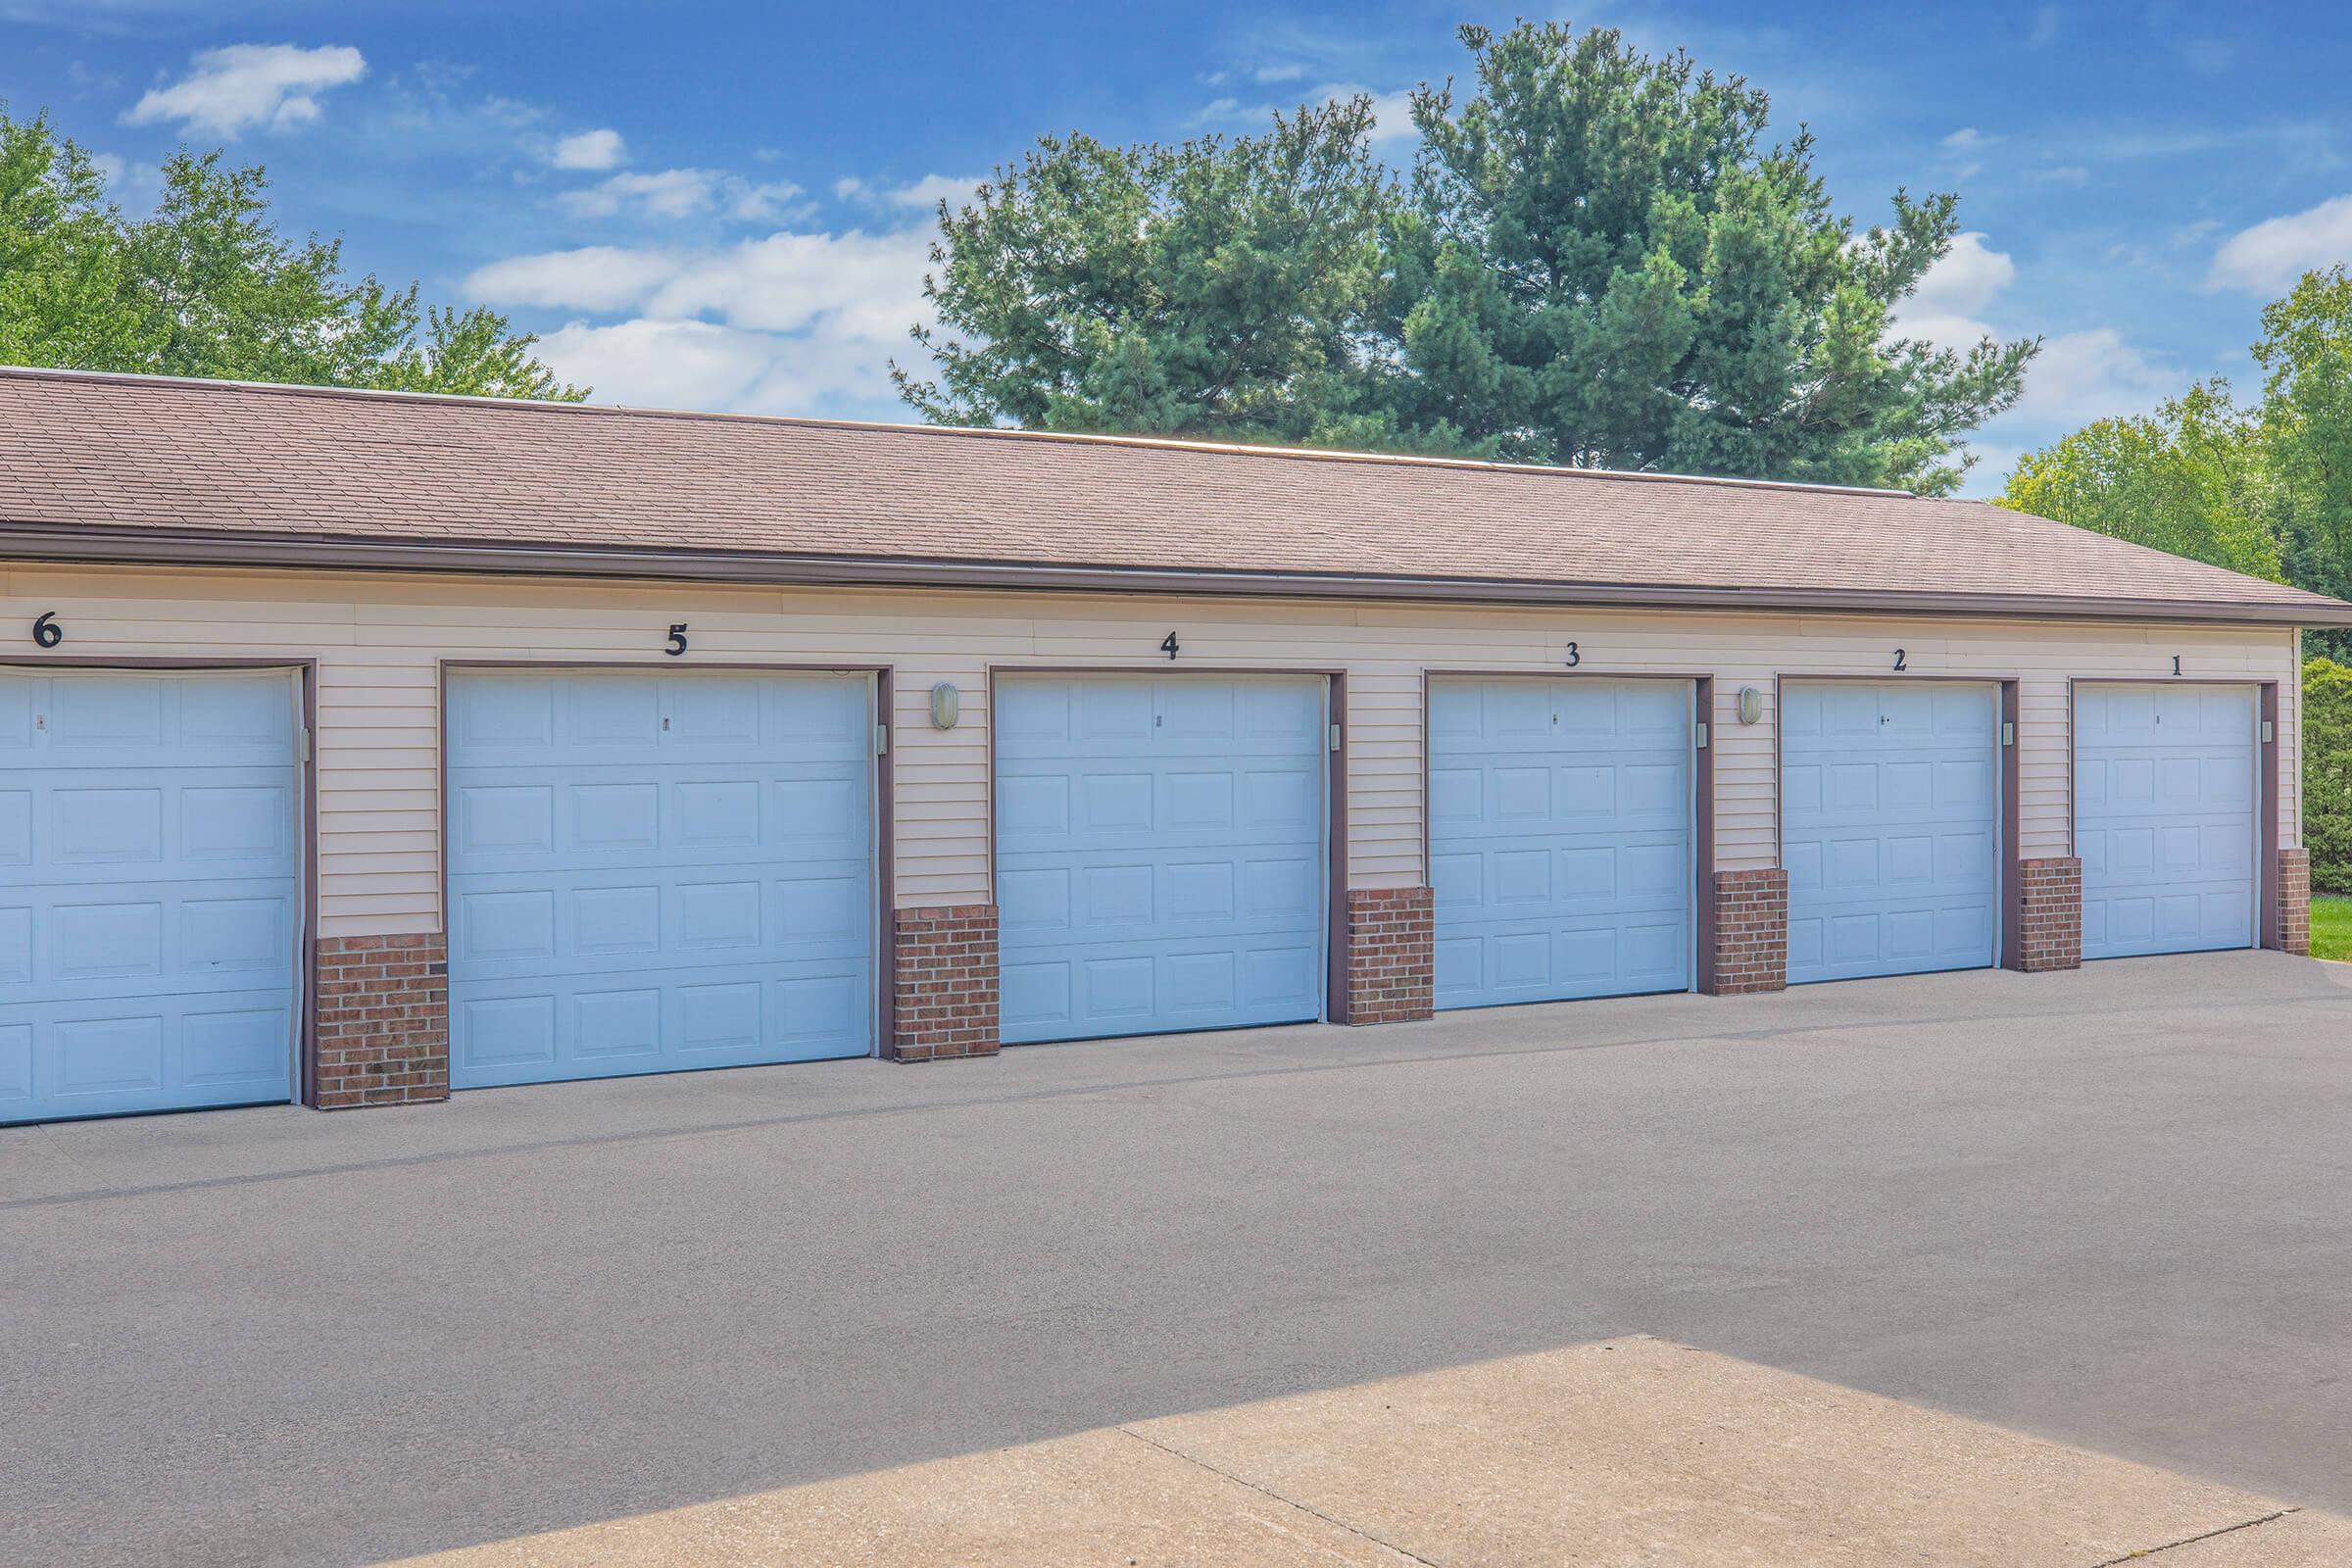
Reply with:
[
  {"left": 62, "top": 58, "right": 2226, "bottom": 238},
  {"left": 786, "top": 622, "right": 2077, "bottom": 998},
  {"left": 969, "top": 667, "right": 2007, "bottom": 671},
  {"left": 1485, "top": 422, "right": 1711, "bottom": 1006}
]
[
  {"left": 1892, "top": 648, "right": 1907, "bottom": 672},
  {"left": 665, "top": 623, "right": 689, "bottom": 657},
  {"left": 1160, "top": 631, "right": 1180, "bottom": 661}
]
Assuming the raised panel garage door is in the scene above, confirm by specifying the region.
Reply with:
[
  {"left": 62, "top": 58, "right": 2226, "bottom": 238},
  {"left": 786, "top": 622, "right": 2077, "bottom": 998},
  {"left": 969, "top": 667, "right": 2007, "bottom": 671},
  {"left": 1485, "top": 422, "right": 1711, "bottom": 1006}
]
[
  {"left": 995, "top": 675, "right": 1327, "bottom": 1044},
  {"left": 2076, "top": 684, "right": 2255, "bottom": 959},
  {"left": 1, "top": 668, "right": 301, "bottom": 1124},
  {"left": 445, "top": 670, "right": 875, "bottom": 1089},
  {"left": 1783, "top": 682, "right": 2000, "bottom": 984},
  {"left": 1428, "top": 677, "right": 1692, "bottom": 1009}
]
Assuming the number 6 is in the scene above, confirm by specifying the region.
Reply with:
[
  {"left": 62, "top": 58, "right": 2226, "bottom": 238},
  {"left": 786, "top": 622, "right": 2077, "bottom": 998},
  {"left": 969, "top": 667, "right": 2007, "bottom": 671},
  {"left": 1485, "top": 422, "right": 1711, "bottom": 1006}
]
[{"left": 32, "top": 612, "right": 61, "bottom": 649}]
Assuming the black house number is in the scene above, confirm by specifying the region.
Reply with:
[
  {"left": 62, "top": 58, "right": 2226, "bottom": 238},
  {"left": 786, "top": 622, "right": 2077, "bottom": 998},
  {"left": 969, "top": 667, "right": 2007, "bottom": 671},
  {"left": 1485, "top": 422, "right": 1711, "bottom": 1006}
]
[
  {"left": 1564, "top": 641, "right": 1581, "bottom": 667},
  {"left": 31, "top": 612, "right": 62, "bottom": 648},
  {"left": 1892, "top": 648, "right": 1908, "bottom": 671},
  {"left": 1160, "top": 631, "right": 1180, "bottom": 660},
  {"left": 664, "top": 623, "right": 689, "bottom": 657}
]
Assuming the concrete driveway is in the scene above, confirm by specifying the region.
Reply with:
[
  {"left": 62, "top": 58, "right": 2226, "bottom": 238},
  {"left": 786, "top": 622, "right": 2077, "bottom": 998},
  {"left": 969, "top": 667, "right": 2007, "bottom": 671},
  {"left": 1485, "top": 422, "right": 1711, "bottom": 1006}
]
[{"left": 5, "top": 951, "right": 2350, "bottom": 1567}]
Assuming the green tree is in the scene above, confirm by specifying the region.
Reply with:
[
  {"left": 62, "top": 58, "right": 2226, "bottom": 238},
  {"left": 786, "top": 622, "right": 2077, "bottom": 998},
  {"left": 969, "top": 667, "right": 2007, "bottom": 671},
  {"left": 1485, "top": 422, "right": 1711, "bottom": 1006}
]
[
  {"left": 2257, "top": 267, "right": 2352, "bottom": 604},
  {"left": 1386, "top": 22, "right": 2035, "bottom": 492},
  {"left": 2306, "top": 657, "right": 2352, "bottom": 893},
  {"left": 1996, "top": 380, "right": 2284, "bottom": 582},
  {"left": 0, "top": 106, "right": 581, "bottom": 400},
  {"left": 0, "top": 110, "right": 145, "bottom": 368},
  {"left": 895, "top": 98, "right": 1396, "bottom": 444}
]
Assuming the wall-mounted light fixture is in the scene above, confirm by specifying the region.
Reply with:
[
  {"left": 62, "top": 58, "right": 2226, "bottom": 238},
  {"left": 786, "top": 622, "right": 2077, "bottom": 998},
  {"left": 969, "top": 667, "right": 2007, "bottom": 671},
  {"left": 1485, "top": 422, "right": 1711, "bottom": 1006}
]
[
  {"left": 929, "top": 682, "right": 960, "bottom": 730},
  {"left": 1736, "top": 686, "right": 1764, "bottom": 725}
]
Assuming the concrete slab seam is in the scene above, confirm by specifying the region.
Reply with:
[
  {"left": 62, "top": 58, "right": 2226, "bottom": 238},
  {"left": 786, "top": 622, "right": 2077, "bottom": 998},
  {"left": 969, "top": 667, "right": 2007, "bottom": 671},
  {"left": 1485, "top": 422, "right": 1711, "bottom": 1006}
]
[{"left": 1113, "top": 1425, "right": 1439, "bottom": 1568}]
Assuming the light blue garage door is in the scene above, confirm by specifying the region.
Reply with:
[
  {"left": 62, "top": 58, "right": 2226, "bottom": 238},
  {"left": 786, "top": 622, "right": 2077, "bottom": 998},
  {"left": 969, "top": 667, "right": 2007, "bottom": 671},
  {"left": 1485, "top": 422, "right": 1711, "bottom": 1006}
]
[
  {"left": 445, "top": 670, "right": 875, "bottom": 1088},
  {"left": 2077, "top": 683, "right": 2255, "bottom": 959},
  {"left": 1784, "top": 682, "right": 2000, "bottom": 984},
  {"left": 1, "top": 668, "right": 300, "bottom": 1124},
  {"left": 995, "top": 675, "right": 1327, "bottom": 1044},
  {"left": 1428, "top": 677, "right": 1692, "bottom": 1009}
]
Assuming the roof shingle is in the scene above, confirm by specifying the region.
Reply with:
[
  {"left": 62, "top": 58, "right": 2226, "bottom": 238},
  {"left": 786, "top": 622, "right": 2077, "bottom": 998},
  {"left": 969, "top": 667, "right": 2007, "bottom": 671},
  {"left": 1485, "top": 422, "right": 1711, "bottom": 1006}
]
[{"left": 2, "top": 367, "right": 2346, "bottom": 624}]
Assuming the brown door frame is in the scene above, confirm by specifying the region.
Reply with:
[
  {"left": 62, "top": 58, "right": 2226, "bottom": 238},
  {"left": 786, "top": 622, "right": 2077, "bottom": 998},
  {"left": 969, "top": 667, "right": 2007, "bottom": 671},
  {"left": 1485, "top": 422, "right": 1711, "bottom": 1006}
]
[
  {"left": 0, "top": 656, "right": 320, "bottom": 1107},
  {"left": 985, "top": 665, "right": 1348, "bottom": 1028},
  {"left": 436, "top": 659, "right": 898, "bottom": 1062},
  {"left": 1419, "top": 669, "right": 1715, "bottom": 996}
]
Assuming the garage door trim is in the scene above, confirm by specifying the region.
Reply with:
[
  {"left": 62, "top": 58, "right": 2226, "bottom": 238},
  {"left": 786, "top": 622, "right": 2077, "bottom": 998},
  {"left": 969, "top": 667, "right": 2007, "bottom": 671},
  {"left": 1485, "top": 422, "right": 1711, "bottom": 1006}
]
[
  {"left": 439, "top": 659, "right": 894, "bottom": 1064},
  {"left": 3, "top": 655, "right": 318, "bottom": 1114},
  {"left": 1775, "top": 672, "right": 2023, "bottom": 975},
  {"left": 2068, "top": 676, "right": 2276, "bottom": 956},
  {"left": 1421, "top": 668, "right": 1716, "bottom": 996},
  {"left": 988, "top": 663, "right": 1348, "bottom": 1028}
]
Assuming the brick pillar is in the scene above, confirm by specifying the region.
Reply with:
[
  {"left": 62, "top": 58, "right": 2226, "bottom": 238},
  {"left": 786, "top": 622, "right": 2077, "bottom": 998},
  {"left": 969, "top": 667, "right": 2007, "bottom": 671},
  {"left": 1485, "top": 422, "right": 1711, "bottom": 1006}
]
[
  {"left": 2277, "top": 848, "right": 2312, "bottom": 956},
  {"left": 1706, "top": 868, "right": 1788, "bottom": 995},
  {"left": 1344, "top": 886, "right": 1434, "bottom": 1024},
  {"left": 313, "top": 934, "right": 449, "bottom": 1108},
  {"left": 2015, "top": 857, "right": 2083, "bottom": 972},
  {"left": 890, "top": 905, "right": 1000, "bottom": 1060}
]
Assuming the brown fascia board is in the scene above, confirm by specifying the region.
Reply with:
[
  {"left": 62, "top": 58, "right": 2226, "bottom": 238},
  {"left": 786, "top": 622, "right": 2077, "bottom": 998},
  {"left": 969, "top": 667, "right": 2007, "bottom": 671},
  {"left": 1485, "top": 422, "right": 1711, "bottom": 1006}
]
[{"left": 5, "top": 522, "right": 2350, "bottom": 628}]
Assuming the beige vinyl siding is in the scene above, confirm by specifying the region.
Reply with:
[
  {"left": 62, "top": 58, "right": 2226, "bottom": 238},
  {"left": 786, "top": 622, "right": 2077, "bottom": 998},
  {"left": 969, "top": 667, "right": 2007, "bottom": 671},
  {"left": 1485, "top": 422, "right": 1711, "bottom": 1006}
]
[{"left": 0, "top": 562, "right": 2304, "bottom": 937}]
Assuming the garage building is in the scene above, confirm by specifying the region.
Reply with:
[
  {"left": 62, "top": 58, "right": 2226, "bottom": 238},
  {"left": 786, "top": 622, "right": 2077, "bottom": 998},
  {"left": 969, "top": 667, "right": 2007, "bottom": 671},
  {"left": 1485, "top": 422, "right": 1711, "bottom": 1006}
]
[{"left": 2, "top": 368, "right": 2344, "bottom": 1122}]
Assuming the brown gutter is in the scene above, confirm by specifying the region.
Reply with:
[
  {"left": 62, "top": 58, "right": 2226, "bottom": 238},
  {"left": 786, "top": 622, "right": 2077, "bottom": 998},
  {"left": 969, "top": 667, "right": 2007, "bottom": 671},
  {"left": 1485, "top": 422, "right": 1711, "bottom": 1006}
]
[{"left": 7, "top": 523, "right": 2350, "bottom": 628}]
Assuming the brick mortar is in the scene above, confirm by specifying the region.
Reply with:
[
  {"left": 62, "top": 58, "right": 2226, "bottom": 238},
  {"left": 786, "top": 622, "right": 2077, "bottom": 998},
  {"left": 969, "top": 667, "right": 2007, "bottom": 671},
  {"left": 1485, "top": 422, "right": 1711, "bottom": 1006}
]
[
  {"left": 2016, "top": 856, "right": 2083, "bottom": 973},
  {"left": 2277, "top": 848, "right": 2312, "bottom": 957},
  {"left": 1346, "top": 886, "right": 1434, "bottom": 1024},
  {"left": 314, "top": 934, "right": 449, "bottom": 1109},
  {"left": 1707, "top": 868, "right": 1788, "bottom": 996},
  {"left": 891, "top": 904, "right": 1000, "bottom": 1060}
]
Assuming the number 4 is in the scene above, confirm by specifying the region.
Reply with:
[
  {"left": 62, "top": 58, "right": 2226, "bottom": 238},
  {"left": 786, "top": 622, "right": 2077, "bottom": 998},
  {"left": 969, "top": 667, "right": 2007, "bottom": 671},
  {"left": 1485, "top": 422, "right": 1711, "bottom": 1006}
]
[{"left": 1160, "top": 631, "right": 1180, "bottom": 661}]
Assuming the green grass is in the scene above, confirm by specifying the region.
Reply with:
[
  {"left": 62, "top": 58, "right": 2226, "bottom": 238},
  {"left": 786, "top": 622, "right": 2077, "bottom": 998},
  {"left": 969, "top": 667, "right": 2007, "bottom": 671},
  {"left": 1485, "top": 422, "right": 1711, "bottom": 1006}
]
[{"left": 2314, "top": 895, "right": 2352, "bottom": 962}]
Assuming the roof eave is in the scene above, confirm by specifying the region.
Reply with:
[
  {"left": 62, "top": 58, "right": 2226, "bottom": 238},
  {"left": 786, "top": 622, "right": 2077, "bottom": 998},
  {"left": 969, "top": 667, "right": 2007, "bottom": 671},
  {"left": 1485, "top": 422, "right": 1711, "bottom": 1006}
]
[{"left": 6, "top": 524, "right": 2349, "bottom": 628}]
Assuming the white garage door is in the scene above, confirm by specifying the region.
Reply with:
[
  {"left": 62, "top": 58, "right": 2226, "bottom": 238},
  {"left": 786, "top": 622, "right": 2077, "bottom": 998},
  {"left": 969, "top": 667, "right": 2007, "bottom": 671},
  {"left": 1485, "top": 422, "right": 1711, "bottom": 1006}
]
[
  {"left": 445, "top": 669, "right": 875, "bottom": 1089},
  {"left": 2077, "top": 684, "right": 2256, "bottom": 960},
  {"left": 1428, "top": 677, "right": 1692, "bottom": 1009},
  {"left": 1, "top": 668, "right": 301, "bottom": 1124},
  {"left": 995, "top": 674, "right": 1327, "bottom": 1045},
  {"left": 1783, "top": 682, "right": 2000, "bottom": 984}
]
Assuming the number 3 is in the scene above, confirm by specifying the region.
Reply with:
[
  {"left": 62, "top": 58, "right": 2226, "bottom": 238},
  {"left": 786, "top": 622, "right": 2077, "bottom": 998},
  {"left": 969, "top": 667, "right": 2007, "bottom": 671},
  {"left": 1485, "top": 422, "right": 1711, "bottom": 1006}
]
[{"left": 1564, "top": 641, "right": 1581, "bottom": 667}]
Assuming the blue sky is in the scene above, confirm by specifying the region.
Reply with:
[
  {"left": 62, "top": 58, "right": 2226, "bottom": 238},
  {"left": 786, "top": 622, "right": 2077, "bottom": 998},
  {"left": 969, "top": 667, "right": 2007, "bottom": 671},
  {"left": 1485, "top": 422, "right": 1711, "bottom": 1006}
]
[{"left": 4, "top": 1, "right": 2350, "bottom": 494}]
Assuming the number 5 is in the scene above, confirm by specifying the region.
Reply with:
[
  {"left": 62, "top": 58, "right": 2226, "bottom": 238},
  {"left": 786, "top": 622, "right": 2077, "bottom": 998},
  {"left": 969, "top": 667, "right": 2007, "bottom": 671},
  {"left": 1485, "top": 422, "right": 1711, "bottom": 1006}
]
[{"left": 665, "top": 623, "right": 689, "bottom": 657}]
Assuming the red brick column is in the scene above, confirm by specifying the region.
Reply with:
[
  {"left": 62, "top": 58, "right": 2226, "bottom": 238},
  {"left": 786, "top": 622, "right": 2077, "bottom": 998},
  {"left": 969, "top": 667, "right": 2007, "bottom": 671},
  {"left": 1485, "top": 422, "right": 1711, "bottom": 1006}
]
[
  {"left": 2015, "top": 857, "right": 2083, "bottom": 972},
  {"left": 1706, "top": 868, "right": 1788, "bottom": 995},
  {"left": 891, "top": 905, "right": 1001, "bottom": 1060},
  {"left": 313, "top": 934, "right": 449, "bottom": 1108},
  {"left": 2276, "top": 848, "right": 2312, "bottom": 956},
  {"left": 1345, "top": 886, "right": 1435, "bottom": 1024}
]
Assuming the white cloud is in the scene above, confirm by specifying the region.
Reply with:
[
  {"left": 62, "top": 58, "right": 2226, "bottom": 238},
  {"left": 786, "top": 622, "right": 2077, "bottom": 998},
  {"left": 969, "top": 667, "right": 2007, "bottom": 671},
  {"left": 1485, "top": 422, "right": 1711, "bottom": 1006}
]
[
  {"left": 561, "top": 168, "right": 721, "bottom": 219},
  {"left": 885, "top": 173, "right": 983, "bottom": 210},
  {"left": 1192, "top": 81, "right": 1421, "bottom": 147},
  {"left": 558, "top": 167, "right": 806, "bottom": 222},
  {"left": 124, "top": 43, "right": 366, "bottom": 137},
  {"left": 833, "top": 176, "right": 867, "bottom": 201},
  {"left": 464, "top": 246, "right": 685, "bottom": 312},
  {"left": 2207, "top": 193, "right": 2352, "bottom": 294},
  {"left": 551, "top": 128, "right": 626, "bottom": 171},
  {"left": 2027, "top": 165, "right": 2091, "bottom": 185},
  {"left": 472, "top": 221, "right": 937, "bottom": 418},
  {"left": 2013, "top": 328, "right": 2177, "bottom": 421},
  {"left": 1253, "top": 64, "right": 1307, "bottom": 83},
  {"left": 1900, "top": 232, "right": 2016, "bottom": 321},
  {"left": 1941, "top": 126, "right": 1997, "bottom": 151}
]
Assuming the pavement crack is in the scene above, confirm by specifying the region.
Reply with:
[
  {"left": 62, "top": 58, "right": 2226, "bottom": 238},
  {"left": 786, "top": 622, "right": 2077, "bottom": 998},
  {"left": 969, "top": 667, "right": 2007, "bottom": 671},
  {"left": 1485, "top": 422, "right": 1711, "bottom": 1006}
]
[
  {"left": 1114, "top": 1425, "right": 1441, "bottom": 1566},
  {"left": 2089, "top": 1507, "right": 2299, "bottom": 1565}
]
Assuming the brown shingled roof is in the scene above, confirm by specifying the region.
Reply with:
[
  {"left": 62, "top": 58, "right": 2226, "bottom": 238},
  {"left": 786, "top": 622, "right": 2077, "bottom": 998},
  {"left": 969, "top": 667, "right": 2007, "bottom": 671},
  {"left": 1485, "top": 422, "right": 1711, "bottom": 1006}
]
[{"left": 3, "top": 367, "right": 2347, "bottom": 625}]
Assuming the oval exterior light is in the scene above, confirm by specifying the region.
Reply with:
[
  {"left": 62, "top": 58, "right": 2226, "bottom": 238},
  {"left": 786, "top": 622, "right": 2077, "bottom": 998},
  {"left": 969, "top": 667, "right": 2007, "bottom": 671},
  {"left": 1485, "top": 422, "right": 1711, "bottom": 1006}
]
[
  {"left": 1736, "top": 686, "right": 1764, "bottom": 725},
  {"left": 930, "top": 682, "right": 961, "bottom": 730}
]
